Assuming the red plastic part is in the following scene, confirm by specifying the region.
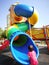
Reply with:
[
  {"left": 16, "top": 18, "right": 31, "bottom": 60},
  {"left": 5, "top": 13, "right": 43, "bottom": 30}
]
[
  {"left": 0, "top": 40, "right": 10, "bottom": 50},
  {"left": 47, "top": 44, "right": 49, "bottom": 51}
]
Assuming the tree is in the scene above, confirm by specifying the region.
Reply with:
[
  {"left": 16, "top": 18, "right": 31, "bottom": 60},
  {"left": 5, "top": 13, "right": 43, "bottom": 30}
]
[
  {"left": 1, "top": 30, "right": 7, "bottom": 38},
  {"left": 0, "top": 28, "right": 3, "bottom": 38}
]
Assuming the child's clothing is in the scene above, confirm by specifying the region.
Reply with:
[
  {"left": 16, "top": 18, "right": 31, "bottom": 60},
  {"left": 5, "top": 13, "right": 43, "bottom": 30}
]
[{"left": 28, "top": 51, "right": 38, "bottom": 65}]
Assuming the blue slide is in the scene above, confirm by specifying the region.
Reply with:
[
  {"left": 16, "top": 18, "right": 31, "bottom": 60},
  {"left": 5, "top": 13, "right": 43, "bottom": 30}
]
[
  {"left": 7, "top": 4, "right": 39, "bottom": 65},
  {"left": 10, "top": 31, "right": 39, "bottom": 65}
]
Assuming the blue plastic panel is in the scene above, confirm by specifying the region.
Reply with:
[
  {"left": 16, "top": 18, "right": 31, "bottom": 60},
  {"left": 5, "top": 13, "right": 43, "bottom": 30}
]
[
  {"left": 14, "top": 4, "right": 34, "bottom": 18},
  {"left": 10, "top": 31, "right": 39, "bottom": 65}
]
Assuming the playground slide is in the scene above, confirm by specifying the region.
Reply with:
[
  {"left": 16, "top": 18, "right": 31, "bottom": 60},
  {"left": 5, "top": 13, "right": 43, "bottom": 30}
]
[
  {"left": 7, "top": 23, "right": 39, "bottom": 65},
  {"left": 7, "top": 4, "right": 39, "bottom": 65},
  {"left": 10, "top": 31, "right": 39, "bottom": 65}
]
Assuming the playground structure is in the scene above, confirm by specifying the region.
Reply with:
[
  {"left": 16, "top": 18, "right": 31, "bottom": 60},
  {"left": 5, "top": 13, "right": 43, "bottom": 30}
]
[
  {"left": 8, "top": 5, "right": 49, "bottom": 50},
  {"left": 8, "top": 4, "right": 49, "bottom": 51},
  {"left": 0, "top": 2, "right": 49, "bottom": 65},
  {"left": 27, "top": 25, "right": 49, "bottom": 51},
  {"left": 6, "top": 3, "right": 39, "bottom": 65}
]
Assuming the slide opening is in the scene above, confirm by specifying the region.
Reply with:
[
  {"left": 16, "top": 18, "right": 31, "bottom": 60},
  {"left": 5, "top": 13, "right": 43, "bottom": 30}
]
[
  {"left": 13, "top": 34, "right": 27, "bottom": 47},
  {"left": 11, "top": 33, "right": 38, "bottom": 55}
]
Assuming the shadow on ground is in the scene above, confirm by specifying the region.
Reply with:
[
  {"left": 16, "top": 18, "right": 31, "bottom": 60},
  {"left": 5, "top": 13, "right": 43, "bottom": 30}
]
[
  {"left": 0, "top": 54, "right": 22, "bottom": 65},
  {"left": 39, "top": 47, "right": 49, "bottom": 54},
  {"left": 0, "top": 47, "right": 10, "bottom": 53},
  {"left": 39, "top": 61, "right": 49, "bottom": 65},
  {"left": 0, "top": 46, "right": 49, "bottom": 65}
]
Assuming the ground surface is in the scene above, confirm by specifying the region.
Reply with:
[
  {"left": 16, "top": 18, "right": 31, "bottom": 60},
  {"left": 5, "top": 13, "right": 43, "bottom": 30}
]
[{"left": 0, "top": 46, "right": 49, "bottom": 65}]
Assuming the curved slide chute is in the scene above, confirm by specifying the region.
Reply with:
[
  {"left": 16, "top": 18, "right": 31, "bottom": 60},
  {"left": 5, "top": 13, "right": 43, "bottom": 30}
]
[
  {"left": 10, "top": 31, "right": 39, "bottom": 65},
  {"left": 7, "top": 23, "right": 39, "bottom": 65},
  {"left": 7, "top": 4, "right": 39, "bottom": 65},
  {"left": 14, "top": 4, "right": 34, "bottom": 18}
]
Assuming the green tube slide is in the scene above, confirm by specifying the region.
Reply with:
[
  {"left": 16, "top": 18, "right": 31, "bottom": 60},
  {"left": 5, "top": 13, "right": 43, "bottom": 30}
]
[{"left": 7, "top": 22, "right": 29, "bottom": 40}]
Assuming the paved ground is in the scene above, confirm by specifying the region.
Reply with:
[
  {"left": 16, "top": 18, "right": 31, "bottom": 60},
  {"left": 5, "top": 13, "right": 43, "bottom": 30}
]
[{"left": 0, "top": 46, "right": 49, "bottom": 65}]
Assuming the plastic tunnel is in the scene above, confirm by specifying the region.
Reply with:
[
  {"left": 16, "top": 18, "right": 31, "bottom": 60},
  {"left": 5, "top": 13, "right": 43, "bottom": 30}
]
[
  {"left": 14, "top": 4, "right": 34, "bottom": 18},
  {"left": 7, "top": 4, "right": 39, "bottom": 65},
  {"left": 7, "top": 22, "right": 39, "bottom": 65},
  {"left": 10, "top": 31, "right": 39, "bottom": 65}
]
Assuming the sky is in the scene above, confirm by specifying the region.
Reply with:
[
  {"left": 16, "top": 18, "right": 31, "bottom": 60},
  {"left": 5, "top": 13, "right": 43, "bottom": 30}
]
[{"left": 0, "top": 0, "right": 49, "bottom": 30}]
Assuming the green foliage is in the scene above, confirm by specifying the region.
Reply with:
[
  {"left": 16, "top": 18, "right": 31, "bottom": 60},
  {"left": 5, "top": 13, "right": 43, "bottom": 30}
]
[
  {"left": 0, "top": 28, "right": 7, "bottom": 38},
  {"left": 1, "top": 30, "right": 7, "bottom": 38},
  {"left": 0, "top": 28, "right": 3, "bottom": 38}
]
